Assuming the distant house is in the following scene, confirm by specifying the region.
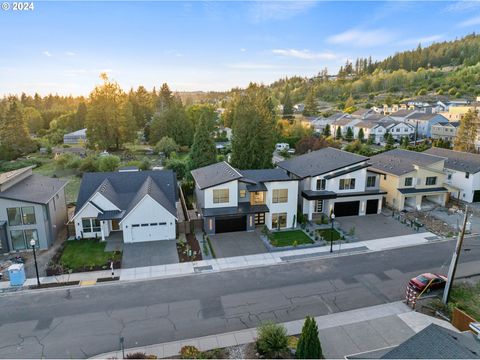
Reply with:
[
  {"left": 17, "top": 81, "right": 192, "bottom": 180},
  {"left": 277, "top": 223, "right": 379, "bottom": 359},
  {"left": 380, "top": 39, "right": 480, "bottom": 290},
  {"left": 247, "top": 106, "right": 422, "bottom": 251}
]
[
  {"left": 404, "top": 113, "right": 449, "bottom": 138},
  {"left": 425, "top": 147, "right": 480, "bottom": 203},
  {"left": 351, "top": 108, "right": 375, "bottom": 119},
  {"left": 431, "top": 122, "right": 460, "bottom": 141},
  {"left": 370, "top": 149, "right": 448, "bottom": 211},
  {"left": 0, "top": 166, "right": 67, "bottom": 252},
  {"left": 389, "top": 109, "right": 419, "bottom": 121},
  {"left": 381, "top": 120, "right": 415, "bottom": 141},
  {"left": 353, "top": 121, "right": 387, "bottom": 144},
  {"left": 63, "top": 128, "right": 87, "bottom": 145},
  {"left": 331, "top": 117, "right": 360, "bottom": 138},
  {"left": 72, "top": 170, "right": 178, "bottom": 243},
  {"left": 293, "top": 103, "right": 305, "bottom": 113}
]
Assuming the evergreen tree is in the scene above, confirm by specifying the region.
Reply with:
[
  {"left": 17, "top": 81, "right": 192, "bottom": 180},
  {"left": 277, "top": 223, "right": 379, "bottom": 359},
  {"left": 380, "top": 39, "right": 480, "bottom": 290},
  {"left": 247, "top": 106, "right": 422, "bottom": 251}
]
[
  {"left": 282, "top": 86, "right": 294, "bottom": 120},
  {"left": 296, "top": 316, "right": 322, "bottom": 359},
  {"left": 74, "top": 102, "right": 87, "bottom": 130},
  {"left": 189, "top": 114, "right": 217, "bottom": 170},
  {"left": 335, "top": 126, "right": 342, "bottom": 140},
  {"left": 386, "top": 133, "right": 395, "bottom": 150},
  {"left": 303, "top": 88, "right": 318, "bottom": 116},
  {"left": 358, "top": 128, "right": 365, "bottom": 142},
  {"left": 322, "top": 124, "right": 331, "bottom": 137},
  {"left": 454, "top": 109, "right": 478, "bottom": 153},
  {"left": 157, "top": 83, "right": 173, "bottom": 113},
  {"left": 345, "top": 127, "right": 354, "bottom": 142}
]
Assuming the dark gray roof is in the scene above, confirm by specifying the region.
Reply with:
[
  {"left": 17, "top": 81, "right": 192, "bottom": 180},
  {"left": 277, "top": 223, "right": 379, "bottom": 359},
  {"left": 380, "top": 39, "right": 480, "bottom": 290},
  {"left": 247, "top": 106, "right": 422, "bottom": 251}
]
[
  {"left": 0, "top": 174, "right": 67, "bottom": 204},
  {"left": 424, "top": 147, "right": 480, "bottom": 174},
  {"left": 277, "top": 147, "right": 368, "bottom": 178},
  {"left": 407, "top": 113, "right": 447, "bottom": 121},
  {"left": 240, "top": 169, "right": 291, "bottom": 182},
  {"left": 202, "top": 203, "right": 269, "bottom": 217},
  {"left": 381, "top": 324, "right": 480, "bottom": 359},
  {"left": 398, "top": 187, "right": 448, "bottom": 195},
  {"left": 191, "top": 162, "right": 242, "bottom": 190},
  {"left": 75, "top": 170, "right": 177, "bottom": 217},
  {"left": 370, "top": 149, "right": 445, "bottom": 176}
]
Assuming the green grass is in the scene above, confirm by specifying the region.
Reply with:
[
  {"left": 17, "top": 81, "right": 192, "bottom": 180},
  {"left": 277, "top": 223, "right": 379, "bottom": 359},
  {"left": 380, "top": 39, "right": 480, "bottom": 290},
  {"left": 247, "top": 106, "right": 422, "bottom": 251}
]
[
  {"left": 450, "top": 282, "right": 480, "bottom": 320},
  {"left": 59, "top": 240, "right": 122, "bottom": 271},
  {"left": 316, "top": 228, "right": 342, "bottom": 241},
  {"left": 270, "top": 230, "right": 313, "bottom": 247}
]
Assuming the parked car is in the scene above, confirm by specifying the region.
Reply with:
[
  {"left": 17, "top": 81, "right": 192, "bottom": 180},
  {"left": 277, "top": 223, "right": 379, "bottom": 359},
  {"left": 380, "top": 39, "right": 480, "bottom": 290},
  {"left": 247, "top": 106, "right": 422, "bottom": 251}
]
[
  {"left": 287, "top": 148, "right": 295, "bottom": 154},
  {"left": 408, "top": 273, "right": 447, "bottom": 292}
]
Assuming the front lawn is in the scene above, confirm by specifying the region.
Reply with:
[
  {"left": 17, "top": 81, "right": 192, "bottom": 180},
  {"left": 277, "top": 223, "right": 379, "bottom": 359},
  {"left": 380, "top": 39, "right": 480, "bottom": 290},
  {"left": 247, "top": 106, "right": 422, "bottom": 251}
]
[
  {"left": 316, "top": 228, "right": 342, "bottom": 241},
  {"left": 450, "top": 282, "right": 480, "bottom": 320},
  {"left": 270, "top": 230, "right": 313, "bottom": 247},
  {"left": 59, "top": 240, "right": 122, "bottom": 272}
]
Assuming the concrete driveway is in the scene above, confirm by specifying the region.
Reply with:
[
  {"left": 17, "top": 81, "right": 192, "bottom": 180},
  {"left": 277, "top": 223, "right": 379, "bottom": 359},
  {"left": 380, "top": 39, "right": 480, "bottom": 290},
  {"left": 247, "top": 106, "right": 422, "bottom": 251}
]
[
  {"left": 336, "top": 214, "right": 418, "bottom": 241},
  {"left": 209, "top": 231, "right": 267, "bottom": 258},
  {"left": 122, "top": 240, "right": 179, "bottom": 269}
]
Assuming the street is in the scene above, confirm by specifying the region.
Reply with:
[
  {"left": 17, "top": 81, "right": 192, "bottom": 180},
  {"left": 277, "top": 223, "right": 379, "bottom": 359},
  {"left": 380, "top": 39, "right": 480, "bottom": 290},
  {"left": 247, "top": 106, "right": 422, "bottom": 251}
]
[{"left": 0, "top": 238, "right": 479, "bottom": 358}]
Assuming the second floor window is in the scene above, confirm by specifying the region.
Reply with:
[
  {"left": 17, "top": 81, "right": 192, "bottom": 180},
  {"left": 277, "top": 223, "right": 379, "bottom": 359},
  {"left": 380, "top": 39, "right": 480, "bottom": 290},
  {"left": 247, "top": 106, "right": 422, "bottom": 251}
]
[
  {"left": 339, "top": 178, "right": 355, "bottom": 190},
  {"left": 239, "top": 190, "right": 247, "bottom": 198},
  {"left": 404, "top": 177, "right": 413, "bottom": 187},
  {"left": 426, "top": 176, "right": 437, "bottom": 186},
  {"left": 316, "top": 179, "right": 326, "bottom": 190},
  {"left": 213, "top": 189, "right": 229, "bottom": 203},
  {"left": 7, "top": 206, "right": 36, "bottom": 226},
  {"left": 272, "top": 189, "right": 288, "bottom": 203},
  {"left": 366, "top": 176, "right": 376, "bottom": 188}
]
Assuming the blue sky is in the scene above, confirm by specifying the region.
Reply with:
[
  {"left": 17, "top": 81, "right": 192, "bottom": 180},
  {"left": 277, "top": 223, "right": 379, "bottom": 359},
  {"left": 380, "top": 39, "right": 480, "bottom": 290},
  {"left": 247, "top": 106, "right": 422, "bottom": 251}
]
[{"left": 1, "top": 1, "right": 480, "bottom": 96}]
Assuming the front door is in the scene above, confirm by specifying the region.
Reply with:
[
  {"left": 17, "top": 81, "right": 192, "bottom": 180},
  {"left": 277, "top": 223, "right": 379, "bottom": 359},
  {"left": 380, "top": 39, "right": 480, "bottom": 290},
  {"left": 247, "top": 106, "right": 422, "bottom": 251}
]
[
  {"left": 111, "top": 219, "right": 120, "bottom": 231},
  {"left": 255, "top": 212, "right": 265, "bottom": 225}
]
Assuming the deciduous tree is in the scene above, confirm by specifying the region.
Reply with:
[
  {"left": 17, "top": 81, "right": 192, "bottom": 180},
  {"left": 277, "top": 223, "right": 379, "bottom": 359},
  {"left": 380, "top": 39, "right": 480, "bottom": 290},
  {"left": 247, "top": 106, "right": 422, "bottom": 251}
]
[{"left": 454, "top": 109, "right": 478, "bottom": 153}]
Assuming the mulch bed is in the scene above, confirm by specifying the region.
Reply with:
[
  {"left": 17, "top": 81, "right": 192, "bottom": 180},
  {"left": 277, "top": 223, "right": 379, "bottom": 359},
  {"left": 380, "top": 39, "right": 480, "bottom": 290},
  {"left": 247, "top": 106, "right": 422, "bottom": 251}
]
[
  {"left": 29, "top": 280, "right": 80, "bottom": 289},
  {"left": 97, "top": 276, "right": 120, "bottom": 282},
  {"left": 177, "top": 233, "right": 202, "bottom": 262}
]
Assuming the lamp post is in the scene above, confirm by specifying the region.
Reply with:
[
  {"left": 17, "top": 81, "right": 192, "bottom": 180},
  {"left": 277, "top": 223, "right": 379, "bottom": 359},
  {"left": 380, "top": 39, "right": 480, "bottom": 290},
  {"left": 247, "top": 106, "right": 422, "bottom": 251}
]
[
  {"left": 30, "top": 239, "right": 40, "bottom": 286},
  {"left": 330, "top": 213, "right": 335, "bottom": 253}
]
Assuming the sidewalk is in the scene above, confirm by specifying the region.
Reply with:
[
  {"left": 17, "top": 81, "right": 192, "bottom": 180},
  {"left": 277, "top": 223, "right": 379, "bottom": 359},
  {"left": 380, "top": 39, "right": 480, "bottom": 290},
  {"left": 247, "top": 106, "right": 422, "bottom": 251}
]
[
  {"left": 0, "top": 232, "right": 438, "bottom": 291},
  {"left": 92, "top": 301, "right": 457, "bottom": 359}
]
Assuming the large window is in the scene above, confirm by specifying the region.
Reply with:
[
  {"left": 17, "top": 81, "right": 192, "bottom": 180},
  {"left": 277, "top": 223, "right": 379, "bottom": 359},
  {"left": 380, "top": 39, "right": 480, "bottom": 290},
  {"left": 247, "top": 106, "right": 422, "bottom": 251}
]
[
  {"left": 316, "top": 179, "right": 326, "bottom": 190},
  {"left": 213, "top": 189, "right": 229, "bottom": 204},
  {"left": 404, "top": 177, "right": 413, "bottom": 186},
  {"left": 272, "top": 189, "right": 288, "bottom": 203},
  {"left": 250, "top": 191, "right": 265, "bottom": 205},
  {"left": 239, "top": 190, "right": 247, "bottom": 198},
  {"left": 10, "top": 229, "right": 39, "bottom": 250},
  {"left": 426, "top": 176, "right": 437, "bottom": 186},
  {"left": 366, "top": 176, "right": 376, "bottom": 188},
  {"left": 7, "top": 207, "right": 36, "bottom": 226},
  {"left": 82, "top": 218, "right": 101, "bottom": 233},
  {"left": 339, "top": 178, "right": 355, "bottom": 190},
  {"left": 272, "top": 213, "right": 287, "bottom": 229}
]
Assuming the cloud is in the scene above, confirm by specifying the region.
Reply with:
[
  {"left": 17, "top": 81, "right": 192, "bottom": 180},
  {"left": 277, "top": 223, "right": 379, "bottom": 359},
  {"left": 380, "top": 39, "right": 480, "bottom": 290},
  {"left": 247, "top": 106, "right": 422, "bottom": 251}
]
[
  {"left": 42, "top": 51, "right": 52, "bottom": 57},
  {"left": 163, "top": 49, "right": 183, "bottom": 57},
  {"left": 272, "top": 49, "right": 338, "bottom": 60},
  {"left": 240, "top": 48, "right": 247, "bottom": 52},
  {"left": 445, "top": 1, "right": 480, "bottom": 12},
  {"left": 249, "top": 1, "right": 317, "bottom": 22},
  {"left": 399, "top": 34, "right": 444, "bottom": 46},
  {"left": 227, "top": 62, "right": 276, "bottom": 70},
  {"left": 458, "top": 16, "right": 480, "bottom": 27},
  {"left": 327, "top": 29, "right": 395, "bottom": 47},
  {"left": 65, "top": 51, "right": 75, "bottom": 56}
]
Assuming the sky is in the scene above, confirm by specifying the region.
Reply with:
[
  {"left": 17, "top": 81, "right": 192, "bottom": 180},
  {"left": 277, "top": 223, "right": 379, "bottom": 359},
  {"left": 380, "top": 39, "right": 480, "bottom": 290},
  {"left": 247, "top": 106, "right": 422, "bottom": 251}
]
[{"left": 1, "top": 0, "right": 480, "bottom": 96}]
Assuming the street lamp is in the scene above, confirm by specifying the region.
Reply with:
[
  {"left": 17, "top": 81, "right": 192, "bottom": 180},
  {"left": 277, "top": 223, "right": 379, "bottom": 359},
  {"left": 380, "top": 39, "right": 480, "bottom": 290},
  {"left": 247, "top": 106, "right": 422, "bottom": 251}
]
[
  {"left": 330, "top": 213, "right": 335, "bottom": 253},
  {"left": 30, "top": 239, "right": 40, "bottom": 286}
]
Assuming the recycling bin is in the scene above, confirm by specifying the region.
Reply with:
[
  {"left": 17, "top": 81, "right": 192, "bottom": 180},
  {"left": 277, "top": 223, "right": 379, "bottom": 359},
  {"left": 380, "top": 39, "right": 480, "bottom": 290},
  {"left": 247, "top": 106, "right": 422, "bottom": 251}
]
[{"left": 8, "top": 263, "right": 26, "bottom": 286}]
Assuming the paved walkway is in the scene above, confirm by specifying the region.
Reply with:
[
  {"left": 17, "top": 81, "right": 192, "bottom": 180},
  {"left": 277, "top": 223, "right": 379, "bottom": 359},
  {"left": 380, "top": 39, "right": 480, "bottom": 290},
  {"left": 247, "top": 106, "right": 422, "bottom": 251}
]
[
  {"left": 92, "top": 301, "right": 457, "bottom": 359},
  {"left": 0, "top": 231, "right": 437, "bottom": 291}
]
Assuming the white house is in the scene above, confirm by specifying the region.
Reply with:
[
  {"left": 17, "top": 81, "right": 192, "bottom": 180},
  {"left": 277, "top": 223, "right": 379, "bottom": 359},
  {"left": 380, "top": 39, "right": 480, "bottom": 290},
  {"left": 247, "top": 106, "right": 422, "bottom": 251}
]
[
  {"left": 191, "top": 162, "right": 298, "bottom": 234},
  {"left": 425, "top": 147, "right": 480, "bottom": 203},
  {"left": 353, "top": 121, "right": 387, "bottom": 143},
  {"left": 277, "top": 148, "right": 385, "bottom": 221},
  {"left": 72, "top": 170, "right": 178, "bottom": 243},
  {"left": 331, "top": 117, "right": 360, "bottom": 138},
  {"left": 382, "top": 120, "right": 415, "bottom": 140}
]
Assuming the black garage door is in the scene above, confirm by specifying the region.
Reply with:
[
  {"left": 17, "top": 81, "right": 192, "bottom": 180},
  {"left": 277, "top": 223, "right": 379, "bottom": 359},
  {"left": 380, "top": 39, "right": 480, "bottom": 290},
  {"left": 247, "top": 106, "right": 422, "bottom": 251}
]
[
  {"left": 215, "top": 216, "right": 247, "bottom": 233},
  {"left": 334, "top": 201, "right": 360, "bottom": 217},
  {"left": 366, "top": 199, "right": 379, "bottom": 215},
  {"left": 473, "top": 190, "right": 480, "bottom": 202}
]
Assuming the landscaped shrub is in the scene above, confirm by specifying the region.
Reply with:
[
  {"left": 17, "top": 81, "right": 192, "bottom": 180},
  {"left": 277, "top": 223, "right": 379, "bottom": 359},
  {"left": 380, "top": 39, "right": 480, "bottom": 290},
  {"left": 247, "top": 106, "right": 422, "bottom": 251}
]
[
  {"left": 296, "top": 316, "right": 322, "bottom": 359},
  {"left": 125, "top": 352, "right": 157, "bottom": 359},
  {"left": 256, "top": 321, "right": 289, "bottom": 359},
  {"left": 180, "top": 345, "right": 201, "bottom": 359}
]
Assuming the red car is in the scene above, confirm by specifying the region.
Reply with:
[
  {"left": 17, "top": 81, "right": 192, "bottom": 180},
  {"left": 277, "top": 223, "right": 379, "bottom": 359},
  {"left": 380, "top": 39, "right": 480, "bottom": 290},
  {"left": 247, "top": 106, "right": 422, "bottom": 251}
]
[{"left": 408, "top": 273, "right": 447, "bottom": 292}]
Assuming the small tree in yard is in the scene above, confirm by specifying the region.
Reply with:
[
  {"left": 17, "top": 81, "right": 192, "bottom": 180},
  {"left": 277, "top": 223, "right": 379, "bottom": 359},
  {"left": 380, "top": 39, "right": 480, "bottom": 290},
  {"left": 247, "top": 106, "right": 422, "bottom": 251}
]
[
  {"left": 358, "top": 128, "right": 365, "bottom": 142},
  {"left": 296, "top": 316, "right": 322, "bottom": 359},
  {"left": 345, "top": 127, "right": 354, "bottom": 142},
  {"left": 256, "top": 321, "right": 289, "bottom": 359},
  {"left": 155, "top": 136, "right": 179, "bottom": 157},
  {"left": 335, "top": 126, "right": 342, "bottom": 140}
]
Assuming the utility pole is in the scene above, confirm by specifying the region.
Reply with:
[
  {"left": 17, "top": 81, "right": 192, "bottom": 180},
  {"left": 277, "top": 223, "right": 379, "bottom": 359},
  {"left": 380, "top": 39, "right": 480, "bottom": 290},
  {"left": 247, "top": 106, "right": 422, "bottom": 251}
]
[{"left": 442, "top": 205, "right": 468, "bottom": 304}]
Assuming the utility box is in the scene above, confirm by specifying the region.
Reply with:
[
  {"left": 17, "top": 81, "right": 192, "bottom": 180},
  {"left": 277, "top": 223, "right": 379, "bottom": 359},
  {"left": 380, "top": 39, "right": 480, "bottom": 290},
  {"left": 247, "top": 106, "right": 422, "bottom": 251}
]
[{"left": 8, "top": 264, "right": 26, "bottom": 286}]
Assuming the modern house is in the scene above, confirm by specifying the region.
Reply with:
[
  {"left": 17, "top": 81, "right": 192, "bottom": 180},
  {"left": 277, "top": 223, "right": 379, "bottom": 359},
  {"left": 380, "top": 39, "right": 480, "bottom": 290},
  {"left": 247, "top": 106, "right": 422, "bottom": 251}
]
[
  {"left": 277, "top": 147, "right": 385, "bottom": 220},
  {"left": 353, "top": 121, "right": 387, "bottom": 144},
  {"left": 404, "top": 113, "right": 449, "bottom": 138},
  {"left": 191, "top": 162, "right": 298, "bottom": 234},
  {"left": 424, "top": 147, "right": 480, "bottom": 203},
  {"left": 72, "top": 170, "right": 178, "bottom": 243},
  {"left": 63, "top": 128, "right": 87, "bottom": 145},
  {"left": 0, "top": 166, "right": 67, "bottom": 252},
  {"left": 369, "top": 149, "right": 448, "bottom": 211},
  {"left": 431, "top": 121, "right": 460, "bottom": 141}
]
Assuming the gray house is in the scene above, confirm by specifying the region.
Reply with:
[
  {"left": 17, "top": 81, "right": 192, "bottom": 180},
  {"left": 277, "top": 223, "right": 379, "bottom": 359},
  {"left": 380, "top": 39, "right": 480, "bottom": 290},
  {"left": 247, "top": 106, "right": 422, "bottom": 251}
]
[{"left": 0, "top": 166, "right": 67, "bottom": 252}]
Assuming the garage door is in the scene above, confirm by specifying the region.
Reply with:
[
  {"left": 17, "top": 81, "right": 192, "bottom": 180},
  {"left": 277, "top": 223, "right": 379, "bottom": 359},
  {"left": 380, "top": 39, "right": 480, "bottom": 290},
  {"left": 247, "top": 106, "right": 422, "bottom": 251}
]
[
  {"left": 366, "top": 199, "right": 379, "bottom": 215},
  {"left": 215, "top": 216, "right": 246, "bottom": 233},
  {"left": 131, "top": 223, "right": 168, "bottom": 242},
  {"left": 473, "top": 190, "right": 480, "bottom": 202},
  {"left": 334, "top": 201, "right": 360, "bottom": 217}
]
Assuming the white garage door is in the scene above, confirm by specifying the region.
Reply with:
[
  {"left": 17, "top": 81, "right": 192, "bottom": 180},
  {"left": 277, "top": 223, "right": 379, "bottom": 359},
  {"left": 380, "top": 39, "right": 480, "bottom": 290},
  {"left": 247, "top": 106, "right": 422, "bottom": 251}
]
[{"left": 130, "top": 222, "right": 169, "bottom": 242}]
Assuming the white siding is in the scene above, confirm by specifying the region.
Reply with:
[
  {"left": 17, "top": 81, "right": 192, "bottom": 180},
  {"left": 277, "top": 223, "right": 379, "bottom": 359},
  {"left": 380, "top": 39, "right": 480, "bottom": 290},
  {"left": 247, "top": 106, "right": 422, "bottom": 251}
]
[
  {"left": 446, "top": 169, "right": 480, "bottom": 203},
  {"left": 90, "top": 193, "right": 120, "bottom": 211},
  {"left": 74, "top": 202, "right": 105, "bottom": 239},
  {"left": 264, "top": 181, "right": 298, "bottom": 230},
  {"left": 203, "top": 180, "right": 238, "bottom": 209}
]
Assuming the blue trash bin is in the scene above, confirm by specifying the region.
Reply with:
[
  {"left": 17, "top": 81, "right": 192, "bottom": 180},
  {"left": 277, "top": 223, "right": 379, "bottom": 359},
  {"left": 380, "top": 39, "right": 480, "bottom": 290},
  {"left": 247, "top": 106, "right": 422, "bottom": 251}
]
[{"left": 8, "top": 263, "right": 26, "bottom": 286}]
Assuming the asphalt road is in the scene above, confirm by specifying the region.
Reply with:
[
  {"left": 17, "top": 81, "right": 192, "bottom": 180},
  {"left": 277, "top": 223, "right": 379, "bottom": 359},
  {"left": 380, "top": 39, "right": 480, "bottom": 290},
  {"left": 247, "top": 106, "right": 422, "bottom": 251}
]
[{"left": 1, "top": 238, "right": 479, "bottom": 359}]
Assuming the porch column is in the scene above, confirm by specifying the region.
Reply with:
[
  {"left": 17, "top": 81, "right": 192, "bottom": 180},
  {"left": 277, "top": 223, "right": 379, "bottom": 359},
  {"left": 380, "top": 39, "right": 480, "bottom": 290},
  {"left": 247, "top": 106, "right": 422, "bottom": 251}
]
[
  {"left": 415, "top": 195, "right": 423, "bottom": 211},
  {"left": 100, "top": 220, "right": 105, "bottom": 241}
]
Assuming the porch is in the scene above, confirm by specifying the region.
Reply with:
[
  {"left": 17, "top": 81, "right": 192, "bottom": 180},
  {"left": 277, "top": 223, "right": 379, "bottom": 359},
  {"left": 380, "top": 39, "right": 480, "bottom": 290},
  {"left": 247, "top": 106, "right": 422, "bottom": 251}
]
[{"left": 400, "top": 187, "right": 448, "bottom": 211}]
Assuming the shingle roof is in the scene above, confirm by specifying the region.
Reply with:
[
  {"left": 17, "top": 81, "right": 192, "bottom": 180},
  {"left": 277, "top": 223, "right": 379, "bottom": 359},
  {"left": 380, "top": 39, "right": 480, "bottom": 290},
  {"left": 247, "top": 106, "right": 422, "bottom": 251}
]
[
  {"left": 354, "top": 121, "right": 380, "bottom": 129},
  {"left": 381, "top": 324, "right": 480, "bottom": 359},
  {"left": 240, "top": 169, "right": 291, "bottom": 182},
  {"left": 277, "top": 147, "right": 368, "bottom": 178},
  {"left": 370, "top": 149, "right": 445, "bottom": 176},
  {"left": 0, "top": 174, "right": 67, "bottom": 204},
  {"left": 75, "top": 170, "right": 177, "bottom": 217},
  {"left": 424, "top": 147, "right": 480, "bottom": 174},
  {"left": 191, "top": 161, "right": 243, "bottom": 190},
  {"left": 390, "top": 109, "right": 417, "bottom": 117},
  {"left": 407, "top": 113, "right": 446, "bottom": 121}
]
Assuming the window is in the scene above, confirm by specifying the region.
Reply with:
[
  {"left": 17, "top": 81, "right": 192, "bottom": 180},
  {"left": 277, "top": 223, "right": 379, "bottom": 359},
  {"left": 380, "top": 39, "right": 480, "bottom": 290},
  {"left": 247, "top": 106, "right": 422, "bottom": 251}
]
[
  {"left": 82, "top": 218, "right": 101, "bottom": 233},
  {"left": 21, "top": 207, "right": 36, "bottom": 225},
  {"left": 366, "top": 176, "right": 376, "bottom": 188},
  {"left": 396, "top": 128, "right": 400, "bottom": 132},
  {"left": 466, "top": 172, "right": 470, "bottom": 179},
  {"left": 272, "top": 213, "right": 287, "bottom": 229},
  {"left": 25, "top": 229, "right": 39, "bottom": 248},
  {"left": 255, "top": 212, "right": 265, "bottom": 225},
  {"left": 250, "top": 191, "right": 265, "bottom": 205},
  {"left": 316, "top": 179, "right": 326, "bottom": 190},
  {"left": 316, "top": 200, "right": 323, "bottom": 213},
  {"left": 10, "top": 230, "right": 26, "bottom": 250},
  {"left": 426, "top": 176, "right": 437, "bottom": 186},
  {"left": 272, "top": 189, "right": 288, "bottom": 203},
  {"left": 213, "top": 189, "right": 229, "bottom": 204},
  {"left": 7, "top": 208, "right": 21, "bottom": 226},
  {"left": 132, "top": 224, "right": 140, "bottom": 227},
  {"left": 404, "top": 177, "right": 413, "bottom": 186},
  {"left": 239, "top": 190, "right": 247, "bottom": 198},
  {"left": 448, "top": 174, "right": 452, "bottom": 180},
  {"left": 339, "top": 178, "right": 355, "bottom": 190}
]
